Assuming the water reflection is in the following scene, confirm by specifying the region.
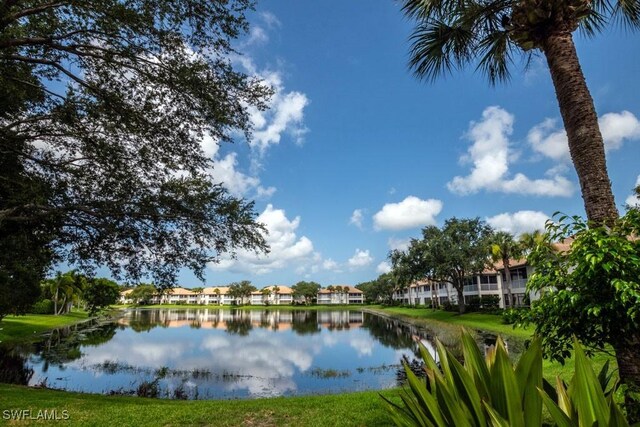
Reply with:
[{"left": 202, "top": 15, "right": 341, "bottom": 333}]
[{"left": 0, "top": 309, "right": 520, "bottom": 399}]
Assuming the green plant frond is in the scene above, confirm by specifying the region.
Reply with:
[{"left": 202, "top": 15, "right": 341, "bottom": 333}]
[
  {"left": 403, "top": 364, "right": 448, "bottom": 426},
  {"left": 489, "top": 337, "right": 526, "bottom": 427},
  {"left": 482, "top": 402, "right": 511, "bottom": 427},
  {"left": 613, "top": 0, "right": 640, "bottom": 29},
  {"left": 408, "top": 19, "right": 475, "bottom": 82},
  {"left": 401, "top": 0, "right": 466, "bottom": 21},
  {"left": 460, "top": 329, "right": 491, "bottom": 400},
  {"left": 579, "top": 8, "right": 608, "bottom": 36},
  {"left": 433, "top": 374, "right": 474, "bottom": 427},
  {"left": 514, "top": 338, "right": 543, "bottom": 427},
  {"left": 476, "top": 30, "right": 514, "bottom": 85},
  {"left": 538, "top": 387, "right": 574, "bottom": 427},
  {"left": 572, "top": 338, "right": 610, "bottom": 426}
]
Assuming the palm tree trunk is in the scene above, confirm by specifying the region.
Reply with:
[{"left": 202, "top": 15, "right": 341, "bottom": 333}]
[
  {"left": 615, "top": 335, "right": 640, "bottom": 422},
  {"left": 542, "top": 31, "right": 618, "bottom": 224},
  {"left": 504, "top": 262, "right": 513, "bottom": 308}
]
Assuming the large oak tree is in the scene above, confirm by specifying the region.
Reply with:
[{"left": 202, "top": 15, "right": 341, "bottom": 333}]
[{"left": 0, "top": 0, "right": 271, "bottom": 302}]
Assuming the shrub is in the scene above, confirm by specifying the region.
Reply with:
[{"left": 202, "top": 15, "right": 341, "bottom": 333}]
[
  {"left": 480, "top": 295, "right": 500, "bottom": 312},
  {"left": 31, "top": 299, "right": 54, "bottom": 314},
  {"left": 502, "top": 307, "right": 528, "bottom": 325},
  {"left": 382, "top": 328, "right": 627, "bottom": 426}
]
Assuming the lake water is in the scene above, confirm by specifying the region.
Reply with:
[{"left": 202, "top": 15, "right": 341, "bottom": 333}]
[{"left": 0, "top": 308, "right": 508, "bottom": 399}]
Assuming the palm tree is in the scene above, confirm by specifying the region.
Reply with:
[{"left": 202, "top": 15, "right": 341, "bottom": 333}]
[
  {"left": 490, "top": 231, "right": 524, "bottom": 308},
  {"left": 213, "top": 288, "right": 221, "bottom": 305},
  {"left": 273, "top": 285, "right": 280, "bottom": 305},
  {"left": 401, "top": 0, "right": 637, "bottom": 224},
  {"left": 261, "top": 287, "right": 271, "bottom": 305}
]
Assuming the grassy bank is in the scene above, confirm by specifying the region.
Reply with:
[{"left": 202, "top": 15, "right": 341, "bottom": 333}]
[
  {"left": 368, "top": 306, "right": 534, "bottom": 339},
  {"left": 0, "top": 384, "right": 396, "bottom": 427},
  {"left": 0, "top": 310, "right": 89, "bottom": 344}
]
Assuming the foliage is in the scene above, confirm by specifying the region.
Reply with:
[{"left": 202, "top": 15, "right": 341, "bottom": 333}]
[
  {"left": 524, "top": 211, "right": 640, "bottom": 363},
  {"left": 0, "top": 0, "right": 271, "bottom": 287},
  {"left": 227, "top": 280, "right": 256, "bottom": 305},
  {"left": 382, "top": 328, "right": 629, "bottom": 426},
  {"left": 129, "top": 284, "right": 158, "bottom": 305},
  {"left": 42, "top": 270, "right": 86, "bottom": 315},
  {"left": 83, "top": 278, "right": 120, "bottom": 314},
  {"left": 292, "top": 281, "right": 321, "bottom": 304},
  {"left": 391, "top": 217, "right": 494, "bottom": 314},
  {"left": 501, "top": 308, "right": 527, "bottom": 325},
  {"left": 490, "top": 231, "right": 524, "bottom": 307},
  {"left": 357, "top": 273, "right": 401, "bottom": 304},
  {"left": 30, "top": 299, "right": 54, "bottom": 315}
]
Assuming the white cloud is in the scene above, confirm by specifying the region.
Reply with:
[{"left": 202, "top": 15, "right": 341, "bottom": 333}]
[
  {"left": 199, "top": 133, "right": 275, "bottom": 199},
  {"left": 626, "top": 175, "right": 640, "bottom": 208},
  {"left": 376, "top": 261, "right": 392, "bottom": 274},
  {"left": 486, "top": 210, "right": 550, "bottom": 236},
  {"left": 349, "top": 209, "right": 364, "bottom": 229},
  {"left": 347, "top": 249, "right": 373, "bottom": 269},
  {"left": 246, "top": 26, "right": 269, "bottom": 46},
  {"left": 373, "top": 196, "right": 443, "bottom": 231},
  {"left": 388, "top": 237, "right": 410, "bottom": 252},
  {"left": 529, "top": 111, "right": 640, "bottom": 160},
  {"left": 322, "top": 258, "right": 340, "bottom": 271},
  {"left": 209, "top": 204, "right": 314, "bottom": 275},
  {"left": 448, "top": 106, "right": 574, "bottom": 197},
  {"left": 260, "top": 11, "right": 282, "bottom": 29},
  {"left": 238, "top": 58, "right": 309, "bottom": 155},
  {"left": 599, "top": 111, "right": 640, "bottom": 150}
]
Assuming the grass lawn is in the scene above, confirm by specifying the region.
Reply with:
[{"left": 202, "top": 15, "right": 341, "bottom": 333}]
[
  {"left": 0, "top": 310, "right": 89, "bottom": 344},
  {"left": 0, "top": 384, "right": 398, "bottom": 427}
]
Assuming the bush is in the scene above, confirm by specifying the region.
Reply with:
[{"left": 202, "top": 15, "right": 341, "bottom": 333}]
[
  {"left": 382, "top": 329, "right": 627, "bottom": 426},
  {"left": 502, "top": 307, "right": 528, "bottom": 324},
  {"left": 480, "top": 295, "right": 500, "bottom": 312},
  {"left": 31, "top": 299, "right": 54, "bottom": 314},
  {"left": 442, "top": 302, "right": 459, "bottom": 312}
]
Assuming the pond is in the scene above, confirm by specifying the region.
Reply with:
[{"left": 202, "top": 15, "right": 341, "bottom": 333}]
[{"left": 0, "top": 308, "right": 516, "bottom": 399}]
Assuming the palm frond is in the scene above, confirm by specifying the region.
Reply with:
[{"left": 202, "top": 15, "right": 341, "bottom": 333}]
[
  {"left": 476, "top": 30, "right": 515, "bottom": 84},
  {"left": 579, "top": 9, "right": 608, "bottom": 36},
  {"left": 612, "top": 0, "right": 640, "bottom": 29},
  {"left": 408, "top": 19, "right": 475, "bottom": 81},
  {"left": 401, "top": 0, "right": 466, "bottom": 21}
]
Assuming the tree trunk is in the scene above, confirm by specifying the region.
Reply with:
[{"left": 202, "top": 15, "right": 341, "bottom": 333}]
[
  {"left": 457, "top": 287, "right": 465, "bottom": 314},
  {"left": 542, "top": 31, "right": 618, "bottom": 224},
  {"left": 504, "top": 262, "right": 513, "bottom": 308},
  {"left": 615, "top": 334, "right": 640, "bottom": 422}
]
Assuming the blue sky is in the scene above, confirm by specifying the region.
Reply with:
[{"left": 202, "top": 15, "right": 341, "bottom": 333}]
[{"left": 176, "top": 2, "right": 639, "bottom": 288}]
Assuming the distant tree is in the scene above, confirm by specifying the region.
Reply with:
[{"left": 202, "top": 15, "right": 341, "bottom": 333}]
[
  {"left": 191, "top": 287, "right": 204, "bottom": 304},
  {"left": 44, "top": 271, "right": 85, "bottom": 315},
  {"left": 273, "top": 285, "right": 281, "bottom": 305},
  {"left": 292, "top": 281, "right": 321, "bottom": 305},
  {"left": 0, "top": 0, "right": 272, "bottom": 291},
  {"left": 392, "top": 218, "right": 493, "bottom": 314},
  {"left": 490, "top": 231, "right": 524, "bottom": 307},
  {"left": 129, "top": 284, "right": 158, "bottom": 305},
  {"left": 83, "top": 278, "right": 120, "bottom": 314},
  {"left": 260, "top": 287, "right": 271, "bottom": 305},
  {"left": 213, "top": 288, "right": 221, "bottom": 305},
  {"left": 228, "top": 280, "right": 255, "bottom": 305},
  {"left": 356, "top": 273, "right": 399, "bottom": 304}
]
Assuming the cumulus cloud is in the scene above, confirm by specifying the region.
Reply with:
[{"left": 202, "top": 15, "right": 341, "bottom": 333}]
[
  {"left": 349, "top": 209, "right": 364, "bottom": 229},
  {"left": 237, "top": 58, "right": 309, "bottom": 155},
  {"left": 322, "top": 258, "right": 340, "bottom": 271},
  {"left": 529, "top": 110, "right": 640, "bottom": 160},
  {"left": 373, "top": 196, "right": 443, "bottom": 231},
  {"left": 626, "top": 175, "right": 640, "bottom": 208},
  {"left": 486, "top": 210, "right": 550, "bottom": 236},
  {"left": 209, "top": 204, "right": 314, "bottom": 275},
  {"left": 388, "top": 237, "right": 411, "bottom": 252},
  {"left": 448, "top": 106, "right": 574, "bottom": 197},
  {"left": 376, "top": 261, "right": 392, "bottom": 274},
  {"left": 347, "top": 249, "right": 373, "bottom": 269},
  {"left": 199, "top": 133, "right": 275, "bottom": 199}
]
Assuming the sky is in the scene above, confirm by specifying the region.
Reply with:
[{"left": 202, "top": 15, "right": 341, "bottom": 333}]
[{"left": 132, "top": 2, "right": 640, "bottom": 288}]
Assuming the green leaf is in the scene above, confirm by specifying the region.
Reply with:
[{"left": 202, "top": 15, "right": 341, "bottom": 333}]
[
  {"left": 572, "top": 338, "right": 610, "bottom": 426},
  {"left": 489, "top": 337, "right": 525, "bottom": 427},
  {"left": 514, "top": 337, "right": 543, "bottom": 427},
  {"left": 539, "top": 387, "right": 573, "bottom": 427}
]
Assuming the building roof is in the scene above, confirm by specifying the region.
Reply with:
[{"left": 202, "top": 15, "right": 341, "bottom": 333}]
[
  {"left": 318, "top": 285, "right": 362, "bottom": 294},
  {"left": 202, "top": 286, "right": 229, "bottom": 295},
  {"left": 166, "top": 287, "right": 195, "bottom": 295},
  {"left": 261, "top": 285, "right": 293, "bottom": 294},
  {"left": 120, "top": 289, "right": 134, "bottom": 296}
]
